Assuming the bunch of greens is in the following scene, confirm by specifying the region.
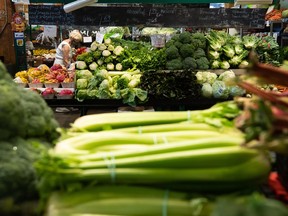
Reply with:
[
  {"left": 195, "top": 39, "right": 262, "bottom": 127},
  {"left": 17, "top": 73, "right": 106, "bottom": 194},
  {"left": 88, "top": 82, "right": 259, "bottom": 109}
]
[
  {"left": 139, "top": 69, "right": 202, "bottom": 100},
  {"left": 207, "top": 31, "right": 249, "bottom": 70},
  {"left": 112, "top": 38, "right": 166, "bottom": 72},
  {"left": 164, "top": 31, "right": 209, "bottom": 70},
  {"left": 76, "top": 38, "right": 126, "bottom": 72},
  {"left": 75, "top": 69, "right": 148, "bottom": 106},
  {"left": 255, "top": 36, "right": 281, "bottom": 66}
]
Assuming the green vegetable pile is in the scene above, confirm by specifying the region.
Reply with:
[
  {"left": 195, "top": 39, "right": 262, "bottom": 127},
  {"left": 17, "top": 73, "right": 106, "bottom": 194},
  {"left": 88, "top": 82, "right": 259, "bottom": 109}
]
[
  {"left": 139, "top": 69, "right": 202, "bottom": 100},
  {"left": 164, "top": 31, "right": 209, "bottom": 70},
  {"left": 75, "top": 68, "right": 148, "bottom": 106},
  {"left": 207, "top": 30, "right": 249, "bottom": 70},
  {"left": 207, "top": 31, "right": 281, "bottom": 69},
  {"left": 196, "top": 70, "right": 246, "bottom": 99},
  {"left": 0, "top": 61, "right": 60, "bottom": 214}
]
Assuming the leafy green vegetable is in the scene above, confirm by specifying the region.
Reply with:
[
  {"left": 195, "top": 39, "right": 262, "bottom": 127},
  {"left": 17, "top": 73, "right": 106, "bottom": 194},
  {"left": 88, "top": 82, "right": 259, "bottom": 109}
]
[{"left": 140, "top": 69, "right": 201, "bottom": 100}]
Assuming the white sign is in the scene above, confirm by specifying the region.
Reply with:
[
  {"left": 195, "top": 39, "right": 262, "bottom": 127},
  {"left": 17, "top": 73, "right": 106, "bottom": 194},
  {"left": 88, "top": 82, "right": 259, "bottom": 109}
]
[
  {"left": 44, "top": 25, "right": 57, "bottom": 38},
  {"left": 96, "top": 32, "right": 104, "bottom": 44},
  {"left": 83, "top": 36, "right": 92, "bottom": 43}
]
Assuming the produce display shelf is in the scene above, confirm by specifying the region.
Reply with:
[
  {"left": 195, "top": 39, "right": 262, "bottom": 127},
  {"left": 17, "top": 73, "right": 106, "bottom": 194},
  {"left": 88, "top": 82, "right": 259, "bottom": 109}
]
[{"left": 45, "top": 97, "right": 229, "bottom": 116}]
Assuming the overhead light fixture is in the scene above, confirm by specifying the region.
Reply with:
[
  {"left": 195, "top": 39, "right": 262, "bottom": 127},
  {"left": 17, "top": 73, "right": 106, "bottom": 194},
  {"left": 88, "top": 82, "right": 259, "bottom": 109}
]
[
  {"left": 63, "top": 0, "right": 97, "bottom": 13},
  {"left": 234, "top": 0, "right": 273, "bottom": 5}
]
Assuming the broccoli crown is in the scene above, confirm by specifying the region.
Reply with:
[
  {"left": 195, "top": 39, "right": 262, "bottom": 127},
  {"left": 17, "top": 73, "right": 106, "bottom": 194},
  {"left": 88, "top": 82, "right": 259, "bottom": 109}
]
[
  {"left": 182, "top": 57, "right": 197, "bottom": 70},
  {"left": 0, "top": 62, "right": 59, "bottom": 142},
  {"left": 174, "top": 41, "right": 183, "bottom": 49},
  {"left": 166, "top": 58, "right": 183, "bottom": 70},
  {"left": 193, "top": 48, "right": 206, "bottom": 59},
  {"left": 0, "top": 137, "right": 49, "bottom": 202},
  {"left": 196, "top": 57, "right": 210, "bottom": 70},
  {"left": 178, "top": 31, "right": 192, "bottom": 44},
  {"left": 179, "top": 44, "right": 195, "bottom": 58},
  {"left": 191, "top": 32, "right": 207, "bottom": 49},
  {"left": 165, "top": 45, "right": 180, "bottom": 60}
]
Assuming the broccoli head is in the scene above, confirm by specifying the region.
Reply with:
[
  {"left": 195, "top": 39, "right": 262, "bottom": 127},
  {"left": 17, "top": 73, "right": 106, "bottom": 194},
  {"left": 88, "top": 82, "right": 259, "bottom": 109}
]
[
  {"left": 166, "top": 58, "right": 183, "bottom": 70},
  {"left": 0, "top": 62, "right": 59, "bottom": 141},
  {"left": 0, "top": 80, "right": 59, "bottom": 142},
  {"left": 0, "top": 137, "right": 49, "bottom": 202},
  {"left": 182, "top": 57, "right": 197, "bottom": 70},
  {"left": 193, "top": 48, "right": 206, "bottom": 59},
  {"left": 91, "top": 50, "right": 102, "bottom": 60},
  {"left": 196, "top": 57, "right": 210, "bottom": 70},
  {"left": 178, "top": 31, "right": 192, "bottom": 44},
  {"left": 165, "top": 45, "right": 180, "bottom": 60},
  {"left": 179, "top": 44, "right": 195, "bottom": 58},
  {"left": 174, "top": 41, "right": 183, "bottom": 49},
  {"left": 191, "top": 32, "right": 207, "bottom": 49}
]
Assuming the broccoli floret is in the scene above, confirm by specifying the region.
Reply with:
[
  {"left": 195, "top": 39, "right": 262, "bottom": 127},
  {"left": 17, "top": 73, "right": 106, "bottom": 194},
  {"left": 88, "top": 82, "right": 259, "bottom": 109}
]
[
  {"left": 178, "top": 31, "right": 192, "bottom": 44},
  {"left": 174, "top": 41, "right": 183, "bottom": 49},
  {"left": 191, "top": 32, "right": 207, "bottom": 49},
  {"left": 196, "top": 57, "right": 210, "bottom": 70},
  {"left": 165, "top": 45, "right": 180, "bottom": 60},
  {"left": 193, "top": 48, "right": 206, "bottom": 59},
  {"left": 179, "top": 44, "right": 195, "bottom": 58},
  {"left": 166, "top": 58, "right": 183, "bottom": 70},
  {"left": 182, "top": 57, "right": 197, "bottom": 70}
]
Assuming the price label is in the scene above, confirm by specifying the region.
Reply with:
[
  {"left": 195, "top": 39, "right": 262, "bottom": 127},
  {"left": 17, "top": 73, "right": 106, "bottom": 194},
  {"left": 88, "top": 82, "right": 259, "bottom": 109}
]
[{"left": 96, "top": 32, "right": 104, "bottom": 44}]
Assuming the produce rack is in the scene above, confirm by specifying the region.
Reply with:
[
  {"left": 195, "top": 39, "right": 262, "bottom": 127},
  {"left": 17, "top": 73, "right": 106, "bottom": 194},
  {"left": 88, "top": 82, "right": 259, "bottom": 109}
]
[{"left": 45, "top": 97, "right": 229, "bottom": 115}]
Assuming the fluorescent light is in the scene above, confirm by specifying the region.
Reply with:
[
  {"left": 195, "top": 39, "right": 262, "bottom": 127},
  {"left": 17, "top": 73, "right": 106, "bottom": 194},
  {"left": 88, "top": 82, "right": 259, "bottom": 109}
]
[
  {"left": 63, "top": 0, "right": 97, "bottom": 13},
  {"left": 234, "top": 0, "right": 273, "bottom": 5}
]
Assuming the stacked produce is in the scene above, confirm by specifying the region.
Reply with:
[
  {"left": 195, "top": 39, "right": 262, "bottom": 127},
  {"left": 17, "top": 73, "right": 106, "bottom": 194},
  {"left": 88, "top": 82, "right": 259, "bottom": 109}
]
[
  {"left": 206, "top": 30, "right": 281, "bottom": 69},
  {"left": 14, "top": 64, "right": 74, "bottom": 87},
  {"left": 35, "top": 101, "right": 273, "bottom": 215},
  {"left": 74, "top": 38, "right": 158, "bottom": 105},
  {"left": 0, "top": 61, "right": 60, "bottom": 215},
  {"left": 164, "top": 31, "right": 209, "bottom": 70},
  {"left": 207, "top": 30, "right": 249, "bottom": 70},
  {"left": 196, "top": 70, "right": 246, "bottom": 99},
  {"left": 139, "top": 69, "right": 202, "bottom": 100}
]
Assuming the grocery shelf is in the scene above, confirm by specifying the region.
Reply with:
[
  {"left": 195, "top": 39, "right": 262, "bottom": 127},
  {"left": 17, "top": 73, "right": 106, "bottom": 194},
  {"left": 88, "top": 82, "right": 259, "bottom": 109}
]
[{"left": 45, "top": 97, "right": 229, "bottom": 115}]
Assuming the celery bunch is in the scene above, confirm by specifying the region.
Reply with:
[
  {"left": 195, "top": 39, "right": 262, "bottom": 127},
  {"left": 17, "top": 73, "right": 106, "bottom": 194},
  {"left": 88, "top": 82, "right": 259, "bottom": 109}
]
[{"left": 36, "top": 101, "right": 270, "bottom": 204}]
